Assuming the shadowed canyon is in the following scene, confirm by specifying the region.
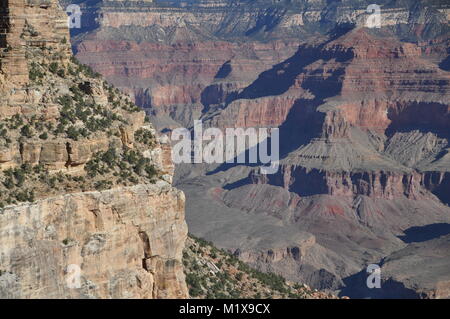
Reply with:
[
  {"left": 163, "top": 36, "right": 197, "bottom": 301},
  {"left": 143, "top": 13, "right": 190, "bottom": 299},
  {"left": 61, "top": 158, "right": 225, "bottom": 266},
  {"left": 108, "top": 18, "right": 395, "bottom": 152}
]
[
  {"left": 0, "top": 0, "right": 448, "bottom": 299},
  {"left": 64, "top": 0, "right": 450, "bottom": 298}
]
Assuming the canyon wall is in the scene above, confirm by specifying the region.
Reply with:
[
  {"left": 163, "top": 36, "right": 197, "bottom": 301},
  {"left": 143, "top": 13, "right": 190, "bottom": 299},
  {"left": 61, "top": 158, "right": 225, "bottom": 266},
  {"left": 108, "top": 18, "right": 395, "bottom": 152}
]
[
  {"left": 0, "top": 0, "right": 188, "bottom": 298},
  {"left": 65, "top": 0, "right": 450, "bottom": 297},
  {"left": 68, "top": 0, "right": 450, "bottom": 130},
  {"left": 0, "top": 183, "right": 187, "bottom": 299}
]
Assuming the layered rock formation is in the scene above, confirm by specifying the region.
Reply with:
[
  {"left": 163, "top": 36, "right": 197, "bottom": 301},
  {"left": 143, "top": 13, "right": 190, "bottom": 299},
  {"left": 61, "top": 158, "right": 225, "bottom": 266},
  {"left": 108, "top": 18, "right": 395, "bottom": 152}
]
[
  {"left": 194, "top": 27, "right": 450, "bottom": 295},
  {"left": 63, "top": 0, "right": 450, "bottom": 298},
  {"left": 241, "top": 29, "right": 450, "bottom": 202},
  {"left": 1, "top": 0, "right": 71, "bottom": 85},
  {"left": 67, "top": 0, "right": 450, "bottom": 129},
  {"left": 0, "top": 183, "right": 187, "bottom": 299},
  {"left": 74, "top": 37, "right": 300, "bottom": 129},
  {"left": 0, "top": 0, "right": 188, "bottom": 298}
]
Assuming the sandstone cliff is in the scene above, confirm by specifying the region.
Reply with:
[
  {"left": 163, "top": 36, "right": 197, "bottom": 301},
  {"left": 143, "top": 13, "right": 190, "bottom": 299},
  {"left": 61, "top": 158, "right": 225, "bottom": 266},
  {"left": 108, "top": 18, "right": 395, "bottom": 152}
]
[
  {"left": 0, "top": 0, "right": 188, "bottom": 298},
  {"left": 0, "top": 183, "right": 187, "bottom": 299}
]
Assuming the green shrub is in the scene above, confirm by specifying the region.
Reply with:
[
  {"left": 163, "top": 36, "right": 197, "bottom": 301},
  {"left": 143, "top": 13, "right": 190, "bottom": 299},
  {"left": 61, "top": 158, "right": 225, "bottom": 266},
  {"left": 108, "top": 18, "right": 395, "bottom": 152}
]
[
  {"left": 20, "top": 125, "right": 33, "bottom": 138},
  {"left": 29, "top": 62, "right": 44, "bottom": 82},
  {"left": 49, "top": 62, "right": 59, "bottom": 74},
  {"left": 135, "top": 128, "right": 154, "bottom": 146},
  {"left": 38, "top": 132, "right": 48, "bottom": 140},
  {"left": 186, "top": 273, "right": 203, "bottom": 297}
]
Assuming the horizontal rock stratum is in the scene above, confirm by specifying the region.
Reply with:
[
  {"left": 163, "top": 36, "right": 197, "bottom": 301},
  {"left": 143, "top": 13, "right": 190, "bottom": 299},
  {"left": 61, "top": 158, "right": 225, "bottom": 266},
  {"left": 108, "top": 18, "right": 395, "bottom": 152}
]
[
  {"left": 68, "top": 0, "right": 450, "bottom": 298},
  {"left": 0, "top": 0, "right": 188, "bottom": 298},
  {"left": 0, "top": 183, "right": 187, "bottom": 298}
]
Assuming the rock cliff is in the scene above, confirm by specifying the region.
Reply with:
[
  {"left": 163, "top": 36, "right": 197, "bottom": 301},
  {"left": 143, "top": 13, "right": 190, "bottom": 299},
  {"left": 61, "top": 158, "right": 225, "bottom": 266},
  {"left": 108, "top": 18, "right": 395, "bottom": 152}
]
[
  {"left": 66, "top": 0, "right": 450, "bottom": 129},
  {"left": 196, "top": 27, "right": 450, "bottom": 295},
  {"left": 61, "top": 0, "right": 450, "bottom": 298},
  {"left": 0, "top": 183, "right": 187, "bottom": 299},
  {"left": 0, "top": 0, "right": 188, "bottom": 298}
]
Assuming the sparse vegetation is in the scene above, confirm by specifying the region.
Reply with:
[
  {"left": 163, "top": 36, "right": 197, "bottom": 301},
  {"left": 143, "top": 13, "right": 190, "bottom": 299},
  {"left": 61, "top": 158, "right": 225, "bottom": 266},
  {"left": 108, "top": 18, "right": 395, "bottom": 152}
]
[
  {"left": 0, "top": 145, "right": 160, "bottom": 209},
  {"left": 0, "top": 49, "right": 161, "bottom": 210},
  {"left": 135, "top": 128, "right": 155, "bottom": 147},
  {"left": 183, "top": 235, "right": 338, "bottom": 299},
  {"left": 85, "top": 147, "right": 158, "bottom": 183},
  {"left": 29, "top": 62, "right": 44, "bottom": 83}
]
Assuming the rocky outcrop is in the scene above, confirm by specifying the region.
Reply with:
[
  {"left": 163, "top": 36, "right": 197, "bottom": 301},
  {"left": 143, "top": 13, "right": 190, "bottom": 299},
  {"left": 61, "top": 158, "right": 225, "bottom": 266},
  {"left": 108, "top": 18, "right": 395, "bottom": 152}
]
[
  {"left": 341, "top": 231, "right": 450, "bottom": 299},
  {"left": 0, "top": 182, "right": 187, "bottom": 299},
  {"left": 252, "top": 166, "right": 428, "bottom": 200},
  {"left": 378, "top": 233, "right": 450, "bottom": 299},
  {"left": 0, "top": 0, "right": 71, "bottom": 85},
  {"left": 0, "top": 0, "right": 188, "bottom": 299}
]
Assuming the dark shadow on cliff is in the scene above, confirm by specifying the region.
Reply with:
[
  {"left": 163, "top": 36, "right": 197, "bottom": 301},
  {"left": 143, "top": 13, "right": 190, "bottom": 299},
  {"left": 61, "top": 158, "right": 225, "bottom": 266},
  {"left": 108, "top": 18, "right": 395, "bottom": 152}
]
[
  {"left": 439, "top": 55, "right": 450, "bottom": 71},
  {"left": 205, "top": 54, "right": 350, "bottom": 180},
  {"left": 223, "top": 175, "right": 253, "bottom": 190},
  {"left": 385, "top": 102, "right": 450, "bottom": 140},
  {"left": 214, "top": 60, "right": 232, "bottom": 79},
  {"left": 398, "top": 223, "right": 450, "bottom": 243},
  {"left": 206, "top": 137, "right": 272, "bottom": 177},
  {"left": 236, "top": 43, "right": 352, "bottom": 100},
  {"left": 340, "top": 269, "right": 419, "bottom": 299},
  {"left": 244, "top": 7, "right": 287, "bottom": 36},
  {"left": 204, "top": 26, "right": 355, "bottom": 181},
  {"left": 430, "top": 174, "right": 450, "bottom": 206},
  {"left": 200, "top": 23, "right": 354, "bottom": 113}
]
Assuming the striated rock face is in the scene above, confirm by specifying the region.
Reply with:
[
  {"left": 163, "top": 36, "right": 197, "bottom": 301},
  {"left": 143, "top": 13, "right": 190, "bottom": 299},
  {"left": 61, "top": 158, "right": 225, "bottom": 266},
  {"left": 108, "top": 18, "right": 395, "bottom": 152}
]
[
  {"left": 0, "top": 0, "right": 71, "bottom": 85},
  {"left": 252, "top": 167, "right": 427, "bottom": 200},
  {"left": 67, "top": 0, "right": 450, "bottom": 130},
  {"left": 0, "top": 0, "right": 188, "bottom": 298},
  {"left": 63, "top": 0, "right": 450, "bottom": 298},
  {"left": 74, "top": 38, "right": 300, "bottom": 129},
  {"left": 0, "top": 182, "right": 187, "bottom": 299}
]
